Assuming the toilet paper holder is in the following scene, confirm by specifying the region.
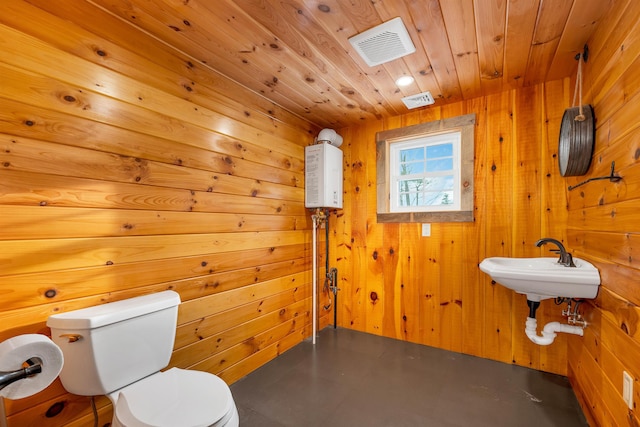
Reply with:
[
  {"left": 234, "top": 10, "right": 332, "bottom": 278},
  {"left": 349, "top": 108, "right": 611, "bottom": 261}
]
[{"left": 0, "top": 357, "right": 42, "bottom": 392}]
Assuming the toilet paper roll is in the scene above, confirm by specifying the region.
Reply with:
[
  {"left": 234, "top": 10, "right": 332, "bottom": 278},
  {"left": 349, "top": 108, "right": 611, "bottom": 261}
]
[{"left": 0, "top": 334, "right": 64, "bottom": 400}]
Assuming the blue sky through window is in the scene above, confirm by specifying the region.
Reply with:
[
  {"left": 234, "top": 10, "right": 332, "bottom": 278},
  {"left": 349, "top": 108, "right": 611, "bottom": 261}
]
[{"left": 400, "top": 143, "right": 453, "bottom": 176}]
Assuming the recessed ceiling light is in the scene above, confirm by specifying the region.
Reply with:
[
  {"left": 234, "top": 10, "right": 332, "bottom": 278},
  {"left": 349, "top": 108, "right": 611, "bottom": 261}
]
[{"left": 395, "top": 76, "right": 414, "bottom": 86}]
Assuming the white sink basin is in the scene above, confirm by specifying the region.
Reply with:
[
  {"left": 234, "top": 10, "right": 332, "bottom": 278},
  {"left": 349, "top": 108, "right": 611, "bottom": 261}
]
[{"left": 479, "top": 257, "right": 600, "bottom": 302}]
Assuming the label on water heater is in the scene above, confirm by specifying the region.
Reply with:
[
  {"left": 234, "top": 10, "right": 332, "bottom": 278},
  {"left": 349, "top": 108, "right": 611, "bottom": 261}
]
[{"left": 305, "top": 147, "right": 321, "bottom": 206}]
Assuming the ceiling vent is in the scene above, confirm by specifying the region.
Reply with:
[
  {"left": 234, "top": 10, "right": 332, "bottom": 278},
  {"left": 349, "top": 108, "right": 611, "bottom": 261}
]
[
  {"left": 401, "top": 91, "right": 435, "bottom": 109},
  {"left": 348, "top": 17, "right": 416, "bottom": 66}
]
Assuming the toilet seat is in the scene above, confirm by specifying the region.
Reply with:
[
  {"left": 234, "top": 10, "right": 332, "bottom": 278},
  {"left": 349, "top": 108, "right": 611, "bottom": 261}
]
[{"left": 112, "top": 368, "right": 236, "bottom": 427}]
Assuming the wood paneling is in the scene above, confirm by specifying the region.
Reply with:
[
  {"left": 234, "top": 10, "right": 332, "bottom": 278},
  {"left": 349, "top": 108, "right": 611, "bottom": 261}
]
[
  {"left": 564, "top": 0, "right": 640, "bottom": 424},
  {"left": 330, "top": 3, "right": 640, "bottom": 421},
  {"left": 14, "top": 0, "right": 607, "bottom": 129},
  {"left": 1, "top": 0, "right": 637, "bottom": 426},
  {"left": 0, "top": 1, "right": 324, "bottom": 425},
  {"left": 333, "top": 78, "right": 572, "bottom": 375}
]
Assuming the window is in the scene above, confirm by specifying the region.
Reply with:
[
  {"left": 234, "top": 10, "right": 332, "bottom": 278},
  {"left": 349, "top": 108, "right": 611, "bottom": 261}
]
[
  {"left": 376, "top": 114, "right": 475, "bottom": 223},
  {"left": 391, "top": 132, "right": 460, "bottom": 212}
]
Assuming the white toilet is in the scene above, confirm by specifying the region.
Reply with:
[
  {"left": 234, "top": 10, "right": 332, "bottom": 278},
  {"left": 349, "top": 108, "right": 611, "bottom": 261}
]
[{"left": 46, "top": 291, "right": 239, "bottom": 427}]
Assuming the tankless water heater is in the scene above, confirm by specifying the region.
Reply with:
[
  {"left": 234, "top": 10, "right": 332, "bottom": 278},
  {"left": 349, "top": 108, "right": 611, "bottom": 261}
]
[{"left": 305, "top": 143, "right": 343, "bottom": 209}]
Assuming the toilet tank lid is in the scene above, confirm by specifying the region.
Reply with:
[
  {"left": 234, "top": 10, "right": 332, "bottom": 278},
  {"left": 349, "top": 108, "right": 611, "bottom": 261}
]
[{"left": 47, "top": 291, "right": 181, "bottom": 330}]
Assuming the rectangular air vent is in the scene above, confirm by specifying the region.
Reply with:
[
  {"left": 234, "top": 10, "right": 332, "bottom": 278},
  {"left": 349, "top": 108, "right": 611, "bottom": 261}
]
[
  {"left": 348, "top": 17, "right": 416, "bottom": 67},
  {"left": 401, "top": 91, "right": 435, "bottom": 109}
]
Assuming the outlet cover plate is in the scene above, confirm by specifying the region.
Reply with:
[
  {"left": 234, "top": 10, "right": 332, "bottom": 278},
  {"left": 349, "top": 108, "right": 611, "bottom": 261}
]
[{"left": 623, "top": 371, "right": 633, "bottom": 410}]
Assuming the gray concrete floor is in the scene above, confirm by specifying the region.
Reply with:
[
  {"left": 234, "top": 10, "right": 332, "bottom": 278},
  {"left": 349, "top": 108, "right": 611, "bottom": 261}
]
[{"left": 230, "top": 327, "right": 588, "bottom": 426}]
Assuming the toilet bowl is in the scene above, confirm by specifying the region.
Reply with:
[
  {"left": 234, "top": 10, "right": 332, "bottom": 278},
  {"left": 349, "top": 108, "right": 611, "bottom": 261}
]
[
  {"left": 110, "top": 368, "right": 239, "bottom": 427},
  {"left": 47, "top": 291, "right": 239, "bottom": 427}
]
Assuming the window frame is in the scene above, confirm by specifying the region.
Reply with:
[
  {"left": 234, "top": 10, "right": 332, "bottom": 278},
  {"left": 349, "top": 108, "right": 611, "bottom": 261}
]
[{"left": 376, "top": 114, "right": 476, "bottom": 223}]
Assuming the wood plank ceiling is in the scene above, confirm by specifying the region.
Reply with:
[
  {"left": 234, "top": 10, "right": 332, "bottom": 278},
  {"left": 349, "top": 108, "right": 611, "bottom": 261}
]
[{"left": 89, "top": 0, "right": 611, "bottom": 129}]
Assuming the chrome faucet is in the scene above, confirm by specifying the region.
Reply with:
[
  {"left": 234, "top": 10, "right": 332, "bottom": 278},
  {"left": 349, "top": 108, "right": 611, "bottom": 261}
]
[{"left": 535, "top": 238, "right": 576, "bottom": 267}]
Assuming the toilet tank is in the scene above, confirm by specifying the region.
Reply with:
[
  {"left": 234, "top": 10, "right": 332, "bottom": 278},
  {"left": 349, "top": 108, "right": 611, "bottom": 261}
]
[{"left": 47, "top": 291, "right": 181, "bottom": 396}]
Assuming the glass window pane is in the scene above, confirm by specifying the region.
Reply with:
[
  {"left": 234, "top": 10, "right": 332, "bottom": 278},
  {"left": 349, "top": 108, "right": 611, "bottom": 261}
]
[
  {"left": 398, "top": 179, "right": 424, "bottom": 193},
  {"left": 399, "top": 161, "right": 425, "bottom": 175},
  {"left": 424, "top": 176, "right": 454, "bottom": 191},
  {"left": 426, "top": 143, "right": 453, "bottom": 158},
  {"left": 426, "top": 158, "right": 453, "bottom": 172},
  {"left": 423, "top": 191, "right": 454, "bottom": 206},
  {"left": 400, "top": 147, "right": 424, "bottom": 161},
  {"left": 399, "top": 193, "right": 421, "bottom": 207}
]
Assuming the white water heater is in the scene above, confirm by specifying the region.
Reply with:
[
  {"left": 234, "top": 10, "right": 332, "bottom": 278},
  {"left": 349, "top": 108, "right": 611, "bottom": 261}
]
[{"left": 305, "top": 143, "right": 343, "bottom": 209}]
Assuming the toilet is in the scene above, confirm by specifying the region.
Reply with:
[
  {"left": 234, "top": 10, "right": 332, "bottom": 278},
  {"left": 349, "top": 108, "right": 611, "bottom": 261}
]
[{"left": 46, "top": 291, "right": 239, "bottom": 427}]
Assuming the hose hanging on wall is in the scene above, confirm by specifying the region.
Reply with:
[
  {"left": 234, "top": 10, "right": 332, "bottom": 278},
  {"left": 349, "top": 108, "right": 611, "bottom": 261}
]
[{"left": 558, "top": 45, "right": 595, "bottom": 177}]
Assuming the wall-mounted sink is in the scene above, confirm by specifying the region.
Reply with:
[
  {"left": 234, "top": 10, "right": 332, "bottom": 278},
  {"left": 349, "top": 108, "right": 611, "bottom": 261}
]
[{"left": 479, "top": 257, "right": 601, "bottom": 302}]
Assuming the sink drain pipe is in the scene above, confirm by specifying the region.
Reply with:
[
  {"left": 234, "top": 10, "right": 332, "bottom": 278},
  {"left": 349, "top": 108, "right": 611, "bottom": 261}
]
[{"left": 524, "top": 300, "right": 585, "bottom": 346}]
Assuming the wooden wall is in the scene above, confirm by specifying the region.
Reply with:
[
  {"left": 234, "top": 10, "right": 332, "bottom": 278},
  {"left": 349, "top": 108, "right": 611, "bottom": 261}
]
[
  {"left": 331, "top": 0, "right": 640, "bottom": 425},
  {"left": 2, "top": 0, "right": 639, "bottom": 426},
  {"left": 564, "top": 0, "right": 640, "bottom": 425},
  {"left": 332, "top": 78, "right": 572, "bottom": 374},
  {"left": 0, "top": 1, "right": 331, "bottom": 425}
]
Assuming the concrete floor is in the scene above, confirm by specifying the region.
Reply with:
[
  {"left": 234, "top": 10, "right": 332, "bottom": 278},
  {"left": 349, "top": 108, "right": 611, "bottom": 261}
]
[{"left": 230, "top": 327, "right": 588, "bottom": 426}]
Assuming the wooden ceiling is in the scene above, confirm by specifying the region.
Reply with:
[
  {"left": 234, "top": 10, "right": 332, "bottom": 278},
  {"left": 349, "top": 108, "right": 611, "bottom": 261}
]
[{"left": 90, "top": 0, "right": 611, "bottom": 129}]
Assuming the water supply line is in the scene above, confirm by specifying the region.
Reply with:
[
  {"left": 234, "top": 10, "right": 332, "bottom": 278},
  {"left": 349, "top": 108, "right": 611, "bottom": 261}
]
[
  {"left": 325, "top": 267, "right": 338, "bottom": 324},
  {"left": 311, "top": 208, "right": 340, "bottom": 342},
  {"left": 311, "top": 209, "right": 326, "bottom": 345},
  {"left": 321, "top": 208, "right": 340, "bottom": 327},
  {"left": 322, "top": 273, "right": 332, "bottom": 311},
  {"left": 322, "top": 209, "right": 332, "bottom": 312}
]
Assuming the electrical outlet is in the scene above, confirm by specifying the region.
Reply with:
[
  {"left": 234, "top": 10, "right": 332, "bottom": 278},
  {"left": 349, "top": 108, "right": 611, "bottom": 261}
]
[{"left": 623, "top": 371, "right": 634, "bottom": 410}]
